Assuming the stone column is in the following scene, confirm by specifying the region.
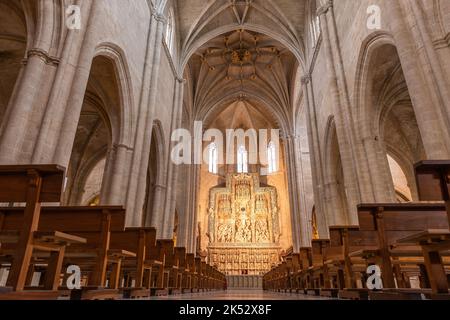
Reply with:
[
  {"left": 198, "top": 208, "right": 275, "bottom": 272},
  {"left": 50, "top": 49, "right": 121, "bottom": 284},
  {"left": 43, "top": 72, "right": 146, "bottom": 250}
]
[
  {"left": 292, "top": 132, "right": 315, "bottom": 248},
  {"left": 317, "top": 1, "right": 360, "bottom": 225},
  {"left": 387, "top": 0, "right": 450, "bottom": 158},
  {"left": 0, "top": 52, "right": 59, "bottom": 163},
  {"left": 150, "top": 184, "right": 167, "bottom": 228},
  {"left": 175, "top": 165, "right": 189, "bottom": 248},
  {"left": 283, "top": 135, "right": 303, "bottom": 252},
  {"left": 360, "top": 134, "right": 396, "bottom": 203},
  {"left": 404, "top": 0, "right": 450, "bottom": 125},
  {"left": 0, "top": 0, "right": 74, "bottom": 164},
  {"left": 302, "top": 75, "right": 329, "bottom": 238},
  {"left": 184, "top": 163, "right": 201, "bottom": 253},
  {"left": 125, "top": 12, "right": 166, "bottom": 226},
  {"left": 100, "top": 144, "right": 131, "bottom": 205},
  {"left": 162, "top": 78, "right": 185, "bottom": 238},
  {"left": 30, "top": 0, "right": 95, "bottom": 166},
  {"left": 0, "top": 0, "right": 75, "bottom": 164}
]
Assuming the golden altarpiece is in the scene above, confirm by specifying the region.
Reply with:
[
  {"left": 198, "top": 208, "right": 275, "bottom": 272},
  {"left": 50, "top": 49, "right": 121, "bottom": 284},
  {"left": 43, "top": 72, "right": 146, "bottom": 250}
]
[{"left": 207, "top": 173, "right": 281, "bottom": 275}]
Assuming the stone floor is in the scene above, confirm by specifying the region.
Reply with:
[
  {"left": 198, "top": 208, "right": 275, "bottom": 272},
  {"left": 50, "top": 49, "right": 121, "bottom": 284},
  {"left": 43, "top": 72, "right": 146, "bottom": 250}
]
[{"left": 149, "top": 289, "right": 331, "bottom": 300}]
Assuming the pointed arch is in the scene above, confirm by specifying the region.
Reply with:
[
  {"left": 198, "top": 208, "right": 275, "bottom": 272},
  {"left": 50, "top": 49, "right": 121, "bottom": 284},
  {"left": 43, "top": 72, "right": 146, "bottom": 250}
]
[
  {"left": 142, "top": 120, "right": 167, "bottom": 226},
  {"left": 323, "top": 116, "right": 349, "bottom": 226},
  {"left": 94, "top": 43, "right": 135, "bottom": 148}
]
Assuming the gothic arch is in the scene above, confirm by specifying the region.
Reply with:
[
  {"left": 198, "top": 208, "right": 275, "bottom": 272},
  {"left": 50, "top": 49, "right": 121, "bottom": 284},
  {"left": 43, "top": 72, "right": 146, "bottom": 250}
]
[
  {"left": 323, "top": 116, "right": 349, "bottom": 226},
  {"left": 142, "top": 120, "right": 166, "bottom": 226},
  {"left": 94, "top": 43, "right": 135, "bottom": 148},
  {"left": 354, "top": 32, "right": 424, "bottom": 202},
  {"left": 354, "top": 31, "right": 396, "bottom": 136},
  {"left": 200, "top": 91, "right": 287, "bottom": 134},
  {"left": 63, "top": 49, "right": 132, "bottom": 206},
  {"left": 150, "top": 119, "right": 167, "bottom": 186}
]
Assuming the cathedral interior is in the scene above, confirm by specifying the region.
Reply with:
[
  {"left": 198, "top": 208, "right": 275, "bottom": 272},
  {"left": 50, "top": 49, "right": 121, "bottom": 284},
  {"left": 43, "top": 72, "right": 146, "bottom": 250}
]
[{"left": 0, "top": 0, "right": 450, "bottom": 302}]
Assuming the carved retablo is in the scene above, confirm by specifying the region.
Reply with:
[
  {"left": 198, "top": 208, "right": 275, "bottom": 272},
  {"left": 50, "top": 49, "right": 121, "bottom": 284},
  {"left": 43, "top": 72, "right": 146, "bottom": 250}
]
[{"left": 207, "top": 173, "right": 281, "bottom": 275}]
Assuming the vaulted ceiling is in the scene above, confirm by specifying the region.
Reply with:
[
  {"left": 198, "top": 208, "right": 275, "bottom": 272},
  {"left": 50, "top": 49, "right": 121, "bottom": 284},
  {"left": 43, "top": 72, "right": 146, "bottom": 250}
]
[
  {"left": 185, "top": 29, "right": 297, "bottom": 131},
  {"left": 176, "top": 0, "right": 307, "bottom": 55}
]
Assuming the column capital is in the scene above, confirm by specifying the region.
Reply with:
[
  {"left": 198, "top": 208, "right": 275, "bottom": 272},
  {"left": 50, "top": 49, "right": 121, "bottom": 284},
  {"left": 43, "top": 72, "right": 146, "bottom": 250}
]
[
  {"left": 281, "top": 134, "right": 301, "bottom": 142},
  {"left": 176, "top": 76, "right": 186, "bottom": 83},
  {"left": 301, "top": 74, "right": 311, "bottom": 84},
  {"left": 154, "top": 184, "right": 167, "bottom": 191},
  {"left": 152, "top": 11, "right": 167, "bottom": 23},
  {"left": 24, "top": 48, "right": 60, "bottom": 66},
  {"left": 112, "top": 143, "right": 134, "bottom": 151},
  {"left": 317, "top": 0, "right": 333, "bottom": 16}
]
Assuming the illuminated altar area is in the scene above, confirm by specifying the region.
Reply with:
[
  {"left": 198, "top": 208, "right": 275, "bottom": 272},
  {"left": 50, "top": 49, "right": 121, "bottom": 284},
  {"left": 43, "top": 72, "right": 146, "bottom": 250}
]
[{"left": 207, "top": 173, "right": 281, "bottom": 275}]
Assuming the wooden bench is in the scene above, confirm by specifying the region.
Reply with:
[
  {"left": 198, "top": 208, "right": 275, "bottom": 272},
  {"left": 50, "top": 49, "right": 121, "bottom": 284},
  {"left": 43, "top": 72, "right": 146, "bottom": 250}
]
[
  {"left": 327, "top": 226, "right": 378, "bottom": 290},
  {"left": 156, "top": 239, "right": 178, "bottom": 295},
  {"left": 395, "top": 161, "right": 450, "bottom": 296},
  {"left": 0, "top": 165, "right": 66, "bottom": 293},
  {"left": 356, "top": 203, "right": 449, "bottom": 297},
  {"left": 185, "top": 253, "right": 197, "bottom": 293},
  {"left": 1, "top": 206, "right": 127, "bottom": 300},
  {"left": 173, "top": 247, "right": 187, "bottom": 294},
  {"left": 294, "top": 247, "right": 313, "bottom": 294},
  {"left": 110, "top": 227, "right": 160, "bottom": 299}
]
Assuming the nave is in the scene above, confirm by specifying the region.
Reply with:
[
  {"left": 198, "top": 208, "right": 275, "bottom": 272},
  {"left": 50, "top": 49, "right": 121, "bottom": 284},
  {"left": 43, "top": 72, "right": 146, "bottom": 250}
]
[
  {"left": 149, "top": 289, "right": 330, "bottom": 301},
  {"left": 1, "top": 0, "right": 450, "bottom": 303}
]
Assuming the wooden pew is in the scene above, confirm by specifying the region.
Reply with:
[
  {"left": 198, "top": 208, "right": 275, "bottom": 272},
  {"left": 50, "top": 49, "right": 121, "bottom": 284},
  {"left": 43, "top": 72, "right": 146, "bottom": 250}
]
[
  {"left": 201, "top": 260, "right": 207, "bottom": 291},
  {"left": 395, "top": 161, "right": 450, "bottom": 296},
  {"left": 185, "top": 253, "right": 196, "bottom": 293},
  {"left": 156, "top": 239, "right": 178, "bottom": 295},
  {"left": 309, "top": 239, "right": 330, "bottom": 296},
  {"left": 173, "top": 247, "right": 187, "bottom": 294},
  {"left": 194, "top": 257, "right": 203, "bottom": 292},
  {"left": 323, "top": 226, "right": 378, "bottom": 300},
  {"left": 356, "top": 203, "right": 449, "bottom": 298},
  {"left": 295, "top": 247, "right": 312, "bottom": 294},
  {"left": 0, "top": 208, "right": 86, "bottom": 293},
  {"left": 289, "top": 253, "right": 301, "bottom": 292},
  {"left": 109, "top": 227, "right": 161, "bottom": 299},
  {"left": 0, "top": 165, "right": 65, "bottom": 294},
  {"left": 0, "top": 206, "right": 128, "bottom": 300}
]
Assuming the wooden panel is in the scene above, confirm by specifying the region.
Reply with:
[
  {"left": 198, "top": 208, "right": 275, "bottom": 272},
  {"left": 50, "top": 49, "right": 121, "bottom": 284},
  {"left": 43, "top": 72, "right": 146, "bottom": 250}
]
[
  {"left": 158, "top": 240, "right": 175, "bottom": 266},
  {"left": 0, "top": 206, "right": 125, "bottom": 232},
  {"left": 110, "top": 230, "right": 140, "bottom": 252},
  {"left": 347, "top": 230, "right": 378, "bottom": 247},
  {"left": 382, "top": 208, "right": 448, "bottom": 231},
  {"left": 357, "top": 207, "right": 376, "bottom": 231},
  {"left": 0, "top": 165, "right": 64, "bottom": 203},
  {"left": 415, "top": 161, "right": 450, "bottom": 201}
]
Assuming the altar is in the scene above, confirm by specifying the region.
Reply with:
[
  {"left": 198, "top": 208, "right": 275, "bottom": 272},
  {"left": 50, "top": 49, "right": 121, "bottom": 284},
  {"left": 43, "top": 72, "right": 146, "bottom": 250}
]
[{"left": 207, "top": 173, "right": 281, "bottom": 275}]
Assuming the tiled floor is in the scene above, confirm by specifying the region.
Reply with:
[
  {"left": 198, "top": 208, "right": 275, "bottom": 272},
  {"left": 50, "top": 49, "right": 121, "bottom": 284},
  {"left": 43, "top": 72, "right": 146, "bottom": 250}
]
[{"left": 149, "top": 290, "right": 331, "bottom": 300}]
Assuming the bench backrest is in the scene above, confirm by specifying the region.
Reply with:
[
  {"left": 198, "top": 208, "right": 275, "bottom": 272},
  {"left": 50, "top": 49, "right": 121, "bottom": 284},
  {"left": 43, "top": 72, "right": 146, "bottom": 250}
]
[
  {"left": 0, "top": 165, "right": 65, "bottom": 203},
  {"left": 186, "top": 253, "right": 195, "bottom": 272},
  {"left": 195, "top": 257, "right": 202, "bottom": 275},
  {"left": 110, "top": 227, "right": 157, "bottom": 255},
  {"left": 414, "top": 161, "right": 450, "bottom": 201},
  {"left": 357, "top": 203, "right": 448, "bottom": 245},
  {"left": 327, "top": 226, "right": 379, "bottom": 259},
  {"left": 311, "top": 240, "right": 329, "bottom": 266},
  {"left": 0, "top": 206, "right": 126, "bottom": 246},
  {"left": 299, "top": 247, "right": 312, "bottom": 270},
  {"left": 157, "top": 239, "right": 175, "bottom": 266},
  {"left": 175, "top": 247, "right": 186, "bottom": 267}
]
